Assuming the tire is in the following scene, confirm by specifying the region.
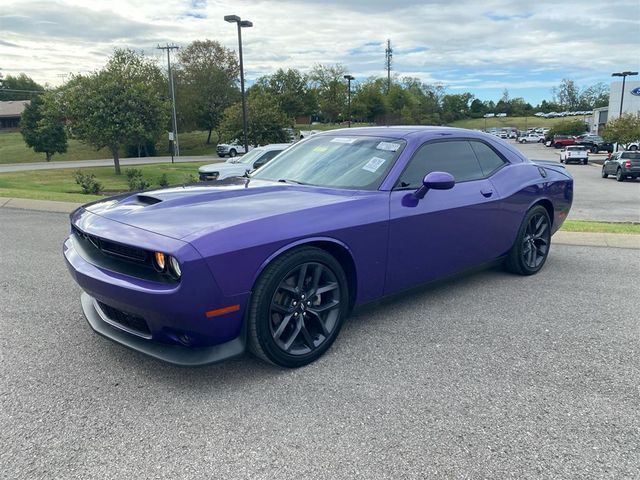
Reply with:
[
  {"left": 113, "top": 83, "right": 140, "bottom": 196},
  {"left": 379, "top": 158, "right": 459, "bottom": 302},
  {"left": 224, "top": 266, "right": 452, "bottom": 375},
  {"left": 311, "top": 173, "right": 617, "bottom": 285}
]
[
  {"left": 601, "top": 167, "right": 608, "bottom": 178},
  {"left": 582, "top": 159, "right": 588, "bottom": 165},
  {"left": 217, "top": 154, "right": 225, "bottom": 158},
  {"left": 229, "top": 149, "right": 237, "bottom": 157},
  {"left": 591, "top": 146, "right": 598, "bottom": 153},
  {"left": 247, "top": 247, "right": 349, "bottom": 368},
  {"left": 616, "top": 168, "right": 625, "bottom": 182},
  {"left": 505, "top": 205, "right": 551, "bottom": 276},
  {"left": 521, "top": 139, "right": 527, "bottom": 143},
  {"left": 630, "top": 145, "right": 638, "bottom": 151},
  {"left": 559, "top": 158, "right": 564, "bottom": 164}
]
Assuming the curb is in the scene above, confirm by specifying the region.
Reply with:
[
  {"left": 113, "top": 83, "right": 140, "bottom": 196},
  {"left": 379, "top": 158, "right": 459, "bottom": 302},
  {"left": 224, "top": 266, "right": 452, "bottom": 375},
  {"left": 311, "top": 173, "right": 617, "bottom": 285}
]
[{"left": 1, "top": 197, "right": 639, "bottom": 249}]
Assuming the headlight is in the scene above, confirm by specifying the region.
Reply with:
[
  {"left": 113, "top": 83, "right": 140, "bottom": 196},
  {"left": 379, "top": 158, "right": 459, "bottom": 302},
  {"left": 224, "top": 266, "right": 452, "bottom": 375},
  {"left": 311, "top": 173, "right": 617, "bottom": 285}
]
[{"left": 168, "top": 256, "right": 181, "bottom": 279}]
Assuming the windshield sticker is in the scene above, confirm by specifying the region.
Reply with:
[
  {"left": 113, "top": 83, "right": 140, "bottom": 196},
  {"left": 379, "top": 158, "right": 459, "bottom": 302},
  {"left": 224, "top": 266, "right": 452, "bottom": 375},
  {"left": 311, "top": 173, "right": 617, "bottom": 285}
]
[
  {"left": 376, "top": 141, "right": 400, "bottom": 152},
  {"left": 362, "top": 156, "right": 387, "bottom": 173},
  {"left": 330, "top": 137, "right": 358, "bottom": 144},
  {"left": 312, "top": 146, "right": 328, "bottom": 153}
]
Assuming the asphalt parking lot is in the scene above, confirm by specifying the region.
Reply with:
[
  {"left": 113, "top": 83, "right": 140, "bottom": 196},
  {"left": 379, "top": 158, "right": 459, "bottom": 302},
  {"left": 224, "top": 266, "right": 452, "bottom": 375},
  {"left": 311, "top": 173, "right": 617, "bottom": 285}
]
[{"left": 1, "top": 208, "right": 639, "bottom": 479}]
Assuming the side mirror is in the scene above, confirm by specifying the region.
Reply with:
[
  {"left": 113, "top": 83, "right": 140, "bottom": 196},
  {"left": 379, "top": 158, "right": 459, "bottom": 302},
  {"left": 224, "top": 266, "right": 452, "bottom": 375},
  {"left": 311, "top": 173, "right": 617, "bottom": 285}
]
[{"left": 413, "top": 171, "right": 455, "bottom": 200}]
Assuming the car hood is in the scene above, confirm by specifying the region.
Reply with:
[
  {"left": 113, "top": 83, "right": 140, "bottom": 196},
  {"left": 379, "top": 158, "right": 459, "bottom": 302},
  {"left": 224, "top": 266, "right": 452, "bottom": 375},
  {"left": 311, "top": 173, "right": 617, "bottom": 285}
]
[{"left": 82, "top": 178, "right": 361, "bottom": 240}]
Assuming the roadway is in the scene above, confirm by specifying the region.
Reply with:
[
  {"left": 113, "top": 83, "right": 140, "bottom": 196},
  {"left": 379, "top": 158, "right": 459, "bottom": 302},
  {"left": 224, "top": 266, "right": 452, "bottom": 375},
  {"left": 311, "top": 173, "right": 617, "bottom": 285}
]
[{"left": 1, "top": 208, "right": 639, "bottom": 479}]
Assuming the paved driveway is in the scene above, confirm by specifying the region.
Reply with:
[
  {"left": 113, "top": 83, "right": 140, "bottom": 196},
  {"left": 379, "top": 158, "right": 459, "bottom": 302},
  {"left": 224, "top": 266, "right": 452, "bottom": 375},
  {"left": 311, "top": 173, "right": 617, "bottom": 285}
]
[{"left": 1, "top": 208, "right": 638, "bottom": 479}]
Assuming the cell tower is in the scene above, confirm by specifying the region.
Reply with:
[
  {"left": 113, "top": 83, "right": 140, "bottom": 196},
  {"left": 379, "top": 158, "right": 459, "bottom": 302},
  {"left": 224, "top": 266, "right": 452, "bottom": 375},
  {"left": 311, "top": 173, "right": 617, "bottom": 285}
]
[{"left": 385, "top": 39, "right": 393, "bottom": 93}]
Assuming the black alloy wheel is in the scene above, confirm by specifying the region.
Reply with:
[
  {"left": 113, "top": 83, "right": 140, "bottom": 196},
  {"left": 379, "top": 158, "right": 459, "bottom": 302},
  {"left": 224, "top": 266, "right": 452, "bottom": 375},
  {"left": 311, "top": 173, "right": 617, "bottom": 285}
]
[
  {"left": 247, "top": 247, "right": 348, "bottom": 368},
  {"left": 616, "top": 168, "right": 625, "bottom": 182},
  {"left": 505, "top": 205, "right": 551, "bottom": 275}
]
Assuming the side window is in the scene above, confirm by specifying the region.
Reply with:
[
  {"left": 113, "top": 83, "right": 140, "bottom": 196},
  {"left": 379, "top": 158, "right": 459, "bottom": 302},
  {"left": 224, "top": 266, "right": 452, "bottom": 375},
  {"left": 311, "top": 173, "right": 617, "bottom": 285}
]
[
  {"left": 397, "top": 140, "right": 484, "bottom": 188},
  {"left": 469, "top": 141, "right": 507, "bottom": 176}
]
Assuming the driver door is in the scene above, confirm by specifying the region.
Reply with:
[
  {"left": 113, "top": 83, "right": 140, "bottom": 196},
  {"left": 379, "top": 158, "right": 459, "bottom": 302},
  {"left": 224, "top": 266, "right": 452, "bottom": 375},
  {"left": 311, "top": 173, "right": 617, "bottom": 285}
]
[{"left": 385, "top": 139, "right": 505, "bottom": 294}]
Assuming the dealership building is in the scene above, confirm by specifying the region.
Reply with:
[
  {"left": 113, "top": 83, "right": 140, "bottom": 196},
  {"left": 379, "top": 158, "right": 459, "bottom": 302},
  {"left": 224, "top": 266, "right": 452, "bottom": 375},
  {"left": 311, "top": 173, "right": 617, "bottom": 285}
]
[{"left": 592, "top": 79, "right": 640, "bottom": 134}]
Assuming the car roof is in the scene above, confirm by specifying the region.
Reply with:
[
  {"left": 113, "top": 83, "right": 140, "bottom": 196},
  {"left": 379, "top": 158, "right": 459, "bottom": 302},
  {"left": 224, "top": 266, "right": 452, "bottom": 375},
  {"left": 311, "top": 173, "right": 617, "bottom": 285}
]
[
  {"left": 314, "top": 125, "right": 494, "bottom": 140},
  {"left": 259, "top": 143, "right": 292, "bottom": 150}
]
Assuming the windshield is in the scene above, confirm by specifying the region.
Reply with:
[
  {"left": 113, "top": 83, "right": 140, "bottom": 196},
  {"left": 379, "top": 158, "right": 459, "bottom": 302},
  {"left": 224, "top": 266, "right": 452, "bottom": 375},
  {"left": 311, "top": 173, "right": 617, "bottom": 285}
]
[
  {"left": 251, "top": 135, "right": 406, "bottom": 190},
  {"left": 231, "top": 148, "right": 265, "bottom": 164}
]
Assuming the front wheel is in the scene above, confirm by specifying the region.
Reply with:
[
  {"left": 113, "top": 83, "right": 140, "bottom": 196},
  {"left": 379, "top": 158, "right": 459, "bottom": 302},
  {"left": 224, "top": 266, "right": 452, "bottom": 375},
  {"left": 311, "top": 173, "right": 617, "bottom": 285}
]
[
  {"left": 505, "top": 205, "right": 551, "bottom": 276},
  {"left": 582, "top": 159, "right": 588, "bottom": 165},
  {"left": 591, "top": 146, "right": 598, "bottom": 153},
  {"left": 229, "top": 149, "right": 237, "bottom": 157},
  {"left": 247, "top": 247, "right": 349, "bottom": 368},
  {"left": 601, "top": 166, "right": 608, "bottom": 178},
  {"left": 630, "top": 145, "right": 638, "bottom": 151}
]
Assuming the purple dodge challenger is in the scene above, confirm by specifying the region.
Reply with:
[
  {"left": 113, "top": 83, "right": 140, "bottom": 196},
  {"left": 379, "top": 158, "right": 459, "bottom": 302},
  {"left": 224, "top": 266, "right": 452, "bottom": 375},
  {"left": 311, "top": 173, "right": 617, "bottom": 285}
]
[{"left": 64, "top": 127, "right": 573, "bottom": 367}]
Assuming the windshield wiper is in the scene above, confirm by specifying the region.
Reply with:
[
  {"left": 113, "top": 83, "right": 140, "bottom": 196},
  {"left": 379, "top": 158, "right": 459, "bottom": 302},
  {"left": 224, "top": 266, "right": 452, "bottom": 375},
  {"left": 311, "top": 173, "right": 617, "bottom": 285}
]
[{"left": 277, "top": 178, "right": 307, "bottom": 185}]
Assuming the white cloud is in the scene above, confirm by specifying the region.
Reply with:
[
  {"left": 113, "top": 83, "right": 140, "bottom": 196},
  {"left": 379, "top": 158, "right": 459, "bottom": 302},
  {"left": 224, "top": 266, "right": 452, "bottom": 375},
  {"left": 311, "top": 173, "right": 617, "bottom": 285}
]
[{"left": 0, "top": 0, "right": 638, "bottom": 102}]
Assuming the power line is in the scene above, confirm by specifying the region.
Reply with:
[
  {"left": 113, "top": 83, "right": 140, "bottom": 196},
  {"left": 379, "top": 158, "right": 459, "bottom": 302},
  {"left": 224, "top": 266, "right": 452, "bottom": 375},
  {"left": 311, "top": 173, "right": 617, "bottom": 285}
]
[{"left": 157, "top": 43, "right": 180, "bottom": 162}]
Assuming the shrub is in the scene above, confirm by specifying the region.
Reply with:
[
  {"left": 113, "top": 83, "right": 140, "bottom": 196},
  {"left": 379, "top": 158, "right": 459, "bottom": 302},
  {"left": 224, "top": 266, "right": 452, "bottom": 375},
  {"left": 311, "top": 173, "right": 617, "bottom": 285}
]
[
  {"left": 158, "top": 173, "right": 170, "bottom": 188},
  {"left": 125, "top": 168, "right": 151, "bottom": 191},
  {"left": 184, "top": 174, "right": 198, "bottom": 184},
  {"left": 73, "top": 170, "right": 102, "bottom": 194}
]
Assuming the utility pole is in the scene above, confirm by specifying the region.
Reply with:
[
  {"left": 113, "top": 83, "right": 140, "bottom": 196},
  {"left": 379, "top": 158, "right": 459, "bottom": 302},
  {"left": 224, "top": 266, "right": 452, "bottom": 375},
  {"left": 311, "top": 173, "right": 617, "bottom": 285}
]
[
  {"left": 385, "top": 39, "right": 393, "bottom": 93},
  {"left": 157, "top": 43, "right": 179, "bottom": 163}
]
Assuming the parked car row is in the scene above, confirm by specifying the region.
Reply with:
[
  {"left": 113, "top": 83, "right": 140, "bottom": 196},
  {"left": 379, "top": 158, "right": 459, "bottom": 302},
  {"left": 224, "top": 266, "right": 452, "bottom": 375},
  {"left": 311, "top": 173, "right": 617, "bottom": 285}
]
[{"left": 200, "top": 143, "right": 292, "bottom": 181}]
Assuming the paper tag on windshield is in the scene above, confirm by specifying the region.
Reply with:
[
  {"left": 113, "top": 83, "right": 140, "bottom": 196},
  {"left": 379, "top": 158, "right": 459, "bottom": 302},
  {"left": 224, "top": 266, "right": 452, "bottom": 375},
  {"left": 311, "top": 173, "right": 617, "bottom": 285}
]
[
  {"left": 376, "top": 141, "right": 400, "bottom": 152},
  {"left": 330, "top": 137, "right": 357, "bottom": 144},
  {"left": 362, "top": 156, "right": 386, "bottom": 173},
  {"left": 312, "top": 146, "right": 328, "bottom": 152}
]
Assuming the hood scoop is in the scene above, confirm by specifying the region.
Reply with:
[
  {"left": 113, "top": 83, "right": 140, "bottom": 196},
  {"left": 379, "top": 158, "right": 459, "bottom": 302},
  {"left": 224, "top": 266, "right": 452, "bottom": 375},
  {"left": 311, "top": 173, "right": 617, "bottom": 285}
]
[{"left": 134, "top": 194, "right": 163, "bottom": 206}]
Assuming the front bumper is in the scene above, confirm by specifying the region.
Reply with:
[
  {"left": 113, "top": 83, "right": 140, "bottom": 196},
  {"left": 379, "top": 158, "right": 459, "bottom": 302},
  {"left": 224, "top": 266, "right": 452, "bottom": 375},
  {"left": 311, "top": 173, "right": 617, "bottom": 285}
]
[
  {"left": 81, "top": 292, "right": 244, "bottom": 366},
  {"left": 63, "top": 210, "right": 249, "bottom": 365}
]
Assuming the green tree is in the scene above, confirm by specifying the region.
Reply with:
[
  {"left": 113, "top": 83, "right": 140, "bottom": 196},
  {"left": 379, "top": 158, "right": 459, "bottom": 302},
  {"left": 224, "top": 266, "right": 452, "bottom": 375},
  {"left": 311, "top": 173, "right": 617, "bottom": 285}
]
[
  {"left": 20, "top": 92, "right": 67, "bottom": 161},
  {"left": 441, "top": 93, "right": 474, "bottom": 123},
  {"left": 602, "top": 113, "right": 640, "bottom": 147},
  {"left": 219, "top": 87, "right": 290, "bottom": 146},
  {"left": 579, "top": 82, "right": 609, "bottom": 109},
  {"left": 256, "top": 68, "right": 316, "bottom": 119},
  {"left": 309, "top": 64, "right": 347, "bottom": 122},
  {"left": 0, "top": 73, "right": 45, "bottom": 100},
  {"left": 352, "top": 78, "right": 387, "bottom": 122},
  {"left": 63, "top": 49, "right": 169, "bottom": 175},
  {"left": 552, "top": 79, "right": 580, "bottom": 110},
  {"left": 175, "top": 40, "right": 239, "bottom": 143}
]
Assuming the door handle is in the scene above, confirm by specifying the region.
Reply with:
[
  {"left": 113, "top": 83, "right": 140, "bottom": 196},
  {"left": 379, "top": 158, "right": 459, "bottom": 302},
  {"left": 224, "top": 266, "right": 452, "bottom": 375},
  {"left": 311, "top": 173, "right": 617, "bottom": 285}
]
[{"left": 480, "top": 189, "right": 494, "bottom": 198}]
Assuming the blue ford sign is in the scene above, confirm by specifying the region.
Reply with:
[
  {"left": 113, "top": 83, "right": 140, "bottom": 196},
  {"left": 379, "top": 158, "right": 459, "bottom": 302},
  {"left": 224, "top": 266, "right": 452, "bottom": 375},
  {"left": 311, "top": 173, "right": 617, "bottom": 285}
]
[{"left": 631, "top": 86, "right": 640, "bottom": 97}]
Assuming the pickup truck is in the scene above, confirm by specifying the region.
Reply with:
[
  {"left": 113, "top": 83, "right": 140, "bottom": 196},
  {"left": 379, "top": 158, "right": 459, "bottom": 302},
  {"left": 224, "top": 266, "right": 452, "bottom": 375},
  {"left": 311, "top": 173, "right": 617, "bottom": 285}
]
[
  {"left": 559, "top": 145, "right": 589, "bottom": 165},
  {"left": 216, "top": 141, "right": 249, "bottom": 158},
  {"left": 575, "top": 135, "right": 614, "bottom": 153}
]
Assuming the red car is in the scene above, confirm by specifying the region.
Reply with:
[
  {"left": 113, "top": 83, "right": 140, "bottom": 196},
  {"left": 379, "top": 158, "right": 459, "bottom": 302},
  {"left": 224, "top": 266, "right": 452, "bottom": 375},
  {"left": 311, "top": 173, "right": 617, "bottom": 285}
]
[{"left": 552, "top": 135, "right": 576, "bottom": 149}]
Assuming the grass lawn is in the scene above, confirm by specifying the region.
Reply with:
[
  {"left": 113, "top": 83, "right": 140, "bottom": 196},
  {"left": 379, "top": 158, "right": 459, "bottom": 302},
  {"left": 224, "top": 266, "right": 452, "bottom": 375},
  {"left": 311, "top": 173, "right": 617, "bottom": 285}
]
[
  {"left": 0, "top": 161, "right": 214, "bottom": 203},
  {"left": 0, "top": 130, "right": 218, "bottom": 165},
  {"left": 560, "top": 220, "right": 640, "bottom": 235}
]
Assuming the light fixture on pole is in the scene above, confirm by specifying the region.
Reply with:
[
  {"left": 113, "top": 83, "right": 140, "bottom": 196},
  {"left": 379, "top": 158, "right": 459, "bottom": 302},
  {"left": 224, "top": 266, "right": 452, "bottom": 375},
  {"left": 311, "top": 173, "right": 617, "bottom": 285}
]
[
  {"left": 611, "top": 71, "right": 638, "bottom": 151},
  {"left": 225, "top": 15, "right": 253, "bottom": 154},
  {"left": 343, "top": 74, "right": 354, "bottom": 128},
  {"left": 611, "top": 71, "right": 638, "bottom": 117}
]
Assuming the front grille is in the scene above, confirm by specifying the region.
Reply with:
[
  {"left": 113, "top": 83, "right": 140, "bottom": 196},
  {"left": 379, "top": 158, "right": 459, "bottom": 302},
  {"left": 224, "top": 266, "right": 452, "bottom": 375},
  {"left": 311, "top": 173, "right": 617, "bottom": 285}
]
[
  {"left": 73, "top": 225, "right": 149, "bottom": 264},
  {"left": 96, "top": 301, "right": 151, "bottom": 337}
]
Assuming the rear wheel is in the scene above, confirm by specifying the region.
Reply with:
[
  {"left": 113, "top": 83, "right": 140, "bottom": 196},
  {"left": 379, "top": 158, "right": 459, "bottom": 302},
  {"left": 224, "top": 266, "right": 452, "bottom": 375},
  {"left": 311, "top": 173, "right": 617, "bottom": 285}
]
[
  {"left": 505, "top": 205, "right": 551, "bottom": 276},
  {"left": 601, "top": 166, "right": 608, "bottom": 178},
  {"left": 582, "top": 159, "right": 588, "bottom": 165},
  {"left": 591, "top": 146, "right": 598, "bottom": 153},
  {"left": 629, "top": 145, "right": 638, "bottom": 151},
  {"left": 247, "top": 247, "right": 348, "bottom": 368},
  {"left": 616, "top": 168, "right": 625, "bottom": 182}
]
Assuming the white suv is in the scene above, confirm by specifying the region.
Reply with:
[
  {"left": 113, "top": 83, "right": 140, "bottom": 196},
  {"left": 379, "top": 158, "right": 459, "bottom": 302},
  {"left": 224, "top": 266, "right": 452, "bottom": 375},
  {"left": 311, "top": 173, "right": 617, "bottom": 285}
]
[{"left": 199, "top": 143, "right": 291, "bottom": 181}]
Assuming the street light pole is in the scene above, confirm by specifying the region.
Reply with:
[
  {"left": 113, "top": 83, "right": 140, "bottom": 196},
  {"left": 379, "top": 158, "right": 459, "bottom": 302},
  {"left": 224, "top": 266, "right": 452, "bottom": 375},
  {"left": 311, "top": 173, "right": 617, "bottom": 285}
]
[
  {"left": 611, "top": 71, "right": 638, "bottom": 150},
  {"left": 225, "top": 15, "right": 253, "bottom": 154},
  {"left": 343, "top": 74, "right": 354, "bottom": 127}
]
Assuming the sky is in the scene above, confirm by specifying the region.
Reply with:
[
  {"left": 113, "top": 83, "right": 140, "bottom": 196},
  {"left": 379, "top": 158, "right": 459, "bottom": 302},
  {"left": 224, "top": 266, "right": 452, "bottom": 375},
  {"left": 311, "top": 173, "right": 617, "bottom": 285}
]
[{"left": 1, "top": 0, "right": 639, "bottom": 105}]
